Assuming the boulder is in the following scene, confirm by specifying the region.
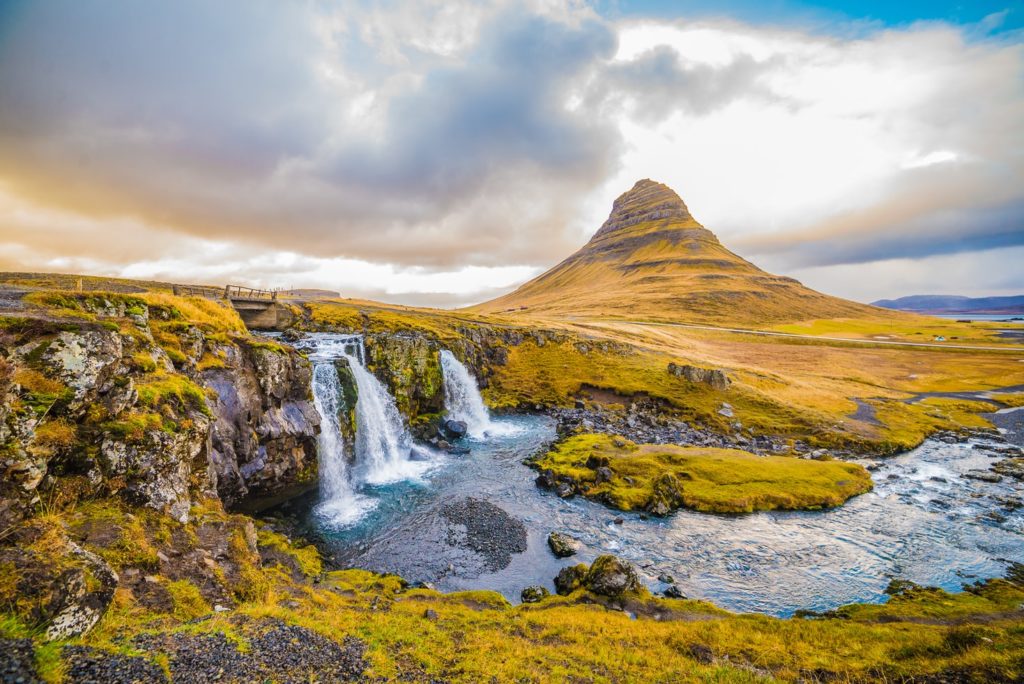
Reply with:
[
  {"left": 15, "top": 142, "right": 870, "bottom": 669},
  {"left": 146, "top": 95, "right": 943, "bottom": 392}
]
[
  {"left": 667, "top": 363, "right": 730, "bottom": 391},
  {"left": 547, "top": 532, "right": 580, "bottom": 558},
  {"left": 520, "top": 586, "right": 550, "bottom": 603},
  {"left": 441, "top": 419, "right": 468, "bottom": 440},
  {"left": 583, "top": 555, "right": 642, "bottom": 597},
  {"left": 554, "top": 564, "right": 589, "bottom": 595}
]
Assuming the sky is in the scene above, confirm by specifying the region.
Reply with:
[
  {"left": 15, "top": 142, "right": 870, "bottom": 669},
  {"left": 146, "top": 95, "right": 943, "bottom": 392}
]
[{"left": 0, "top": 0, "right": 1021, "bottom": 307}]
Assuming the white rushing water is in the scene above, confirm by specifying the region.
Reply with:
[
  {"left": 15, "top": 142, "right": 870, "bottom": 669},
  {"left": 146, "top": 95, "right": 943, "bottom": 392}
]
[
  {"left": 439, "top": 350, "right": 494, "bottom": 438},
  {"left": 311, "top": 360, "right": 376, "bottom": 526},
  {"left": 302, "top": 333, "right": 431, "bottom": 526},
  {"left": 343, "top": 352, "right": 433, "bottom": 484}
]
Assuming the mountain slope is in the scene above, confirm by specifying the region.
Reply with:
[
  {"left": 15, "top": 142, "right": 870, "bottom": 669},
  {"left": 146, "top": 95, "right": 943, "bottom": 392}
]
[
  {"left": 473, "top": 179, "right": 897, "bottom": 325},
  {"left": 873, "top": 294, "right": 1024, "bottom": 315}
]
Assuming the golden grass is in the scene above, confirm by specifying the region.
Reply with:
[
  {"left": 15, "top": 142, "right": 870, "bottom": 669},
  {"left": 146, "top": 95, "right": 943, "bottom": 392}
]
[{"left": 535, "top": 433, "right": 873, "bottom": 513}]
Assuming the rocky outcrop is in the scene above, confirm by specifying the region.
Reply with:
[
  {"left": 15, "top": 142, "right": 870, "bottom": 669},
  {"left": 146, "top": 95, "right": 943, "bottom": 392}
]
[
  {"left": 0, "top": 297, "right": 319, "bottom": 527},
  {"left": 204, "top": 341, "right": 320, "bottom": 509},
  {"left": 668, "top": 363, "right": 730, "bottom": 391}
]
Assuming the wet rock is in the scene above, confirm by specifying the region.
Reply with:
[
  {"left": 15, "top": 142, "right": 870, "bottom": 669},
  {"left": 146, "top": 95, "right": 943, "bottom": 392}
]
[
  {"left": 663, "top": 585, "right": 686, "bottom": 599},
  {"left": 555, "top": 483, "right": 575, "bottom": 499},
  {"left": 547, "top": 532, "right": 580, "bottom": 558},
  {"left": 584, "top": 555, "right": 642, "bottom": 597},
  {"left": 554, "top": 564, "right": 589, "bottom": 595},
  {"left": 441, "top": 419, "right": 468, "bottom": 440},
  {"left": 657, "top": 573, "right": 674, "bottom": 584},
  {"left": 521, "top": 586, "right": 550, "bottom": 603},
  {"left": 281, "top": 328, "right": 303, "bottom": 343},
  {"left": 440, "top": 498, "right": 527, "bottom": 572},
  {"left": 964, "top": 470, "right": 1002, "bottom": 483}
]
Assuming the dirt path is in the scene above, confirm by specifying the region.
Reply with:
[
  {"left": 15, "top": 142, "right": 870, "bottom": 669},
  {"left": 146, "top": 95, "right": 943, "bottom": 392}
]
[{"left": 579, "top": 318, "right": 1024, "bottom": 353}]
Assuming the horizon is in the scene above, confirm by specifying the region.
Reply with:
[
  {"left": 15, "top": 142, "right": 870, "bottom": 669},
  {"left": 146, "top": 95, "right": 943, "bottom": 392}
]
[{"left": 1, "top": 0, "right": 1022, "bottom": 307}]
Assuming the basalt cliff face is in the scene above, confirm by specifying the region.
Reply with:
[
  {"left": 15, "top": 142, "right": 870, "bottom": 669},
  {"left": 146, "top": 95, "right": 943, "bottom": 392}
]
[
  {"left": 0, "top": 296, "right": 319, "bottom": 531},
  {"left": 473, "top": 179, "right": 890, "bottom": 325}
]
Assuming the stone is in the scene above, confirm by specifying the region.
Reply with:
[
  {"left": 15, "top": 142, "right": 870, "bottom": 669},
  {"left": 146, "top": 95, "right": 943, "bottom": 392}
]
[
  {"left": 964, "top": 470, "right": 1002, "bottom": 483},
  {"left": 521, "top": 586, "right": 550, "bottom": 603},
  {"left": 668, "top": 363, "right": 730, "bottom": 391},
  {"left": 441, "top": 419, "right": 468, "bottom": 439},
  {"left": 423, "top": 609, "right": 439, "bottom": 621},
  {"left": 663, "top": 585, "right": 685, "bottom": 599},
  {"left": 555, "top": 483, "right": 574, "bottom": 499},
  {"left": 554, "top": 564, "right": 589, "bottom": 595},
  {"left": 594, "top": 466, "right": 613, "bottom": 484},
  {"left": 547, "top": 532, "right": 580, "bottom": 558},
  {"left": 584, "top": 556, "right": 642, "bottom": 597}
]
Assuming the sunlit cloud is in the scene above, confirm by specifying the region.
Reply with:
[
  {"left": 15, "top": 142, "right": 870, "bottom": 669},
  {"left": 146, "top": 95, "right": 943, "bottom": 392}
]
[{"left": 0, "top": 0, "right": 1021, "bottom": 305}]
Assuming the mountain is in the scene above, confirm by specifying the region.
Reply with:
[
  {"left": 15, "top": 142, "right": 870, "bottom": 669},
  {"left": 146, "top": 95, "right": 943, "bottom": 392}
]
[
  {"left": 472, "top": 179, "right": 893, "bottom": 325},
  {"left": 873, "top": 294, "right": 1024, "bottom": 315}
]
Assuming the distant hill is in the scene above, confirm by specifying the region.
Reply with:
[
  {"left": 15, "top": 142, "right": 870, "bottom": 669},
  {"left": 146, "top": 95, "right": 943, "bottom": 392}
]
[
  {"left": 873, "top": 294, "right": 1024, "bottom": 315},
  {"left": 472, "top": 179, "right": 899, "bottom": 326}
]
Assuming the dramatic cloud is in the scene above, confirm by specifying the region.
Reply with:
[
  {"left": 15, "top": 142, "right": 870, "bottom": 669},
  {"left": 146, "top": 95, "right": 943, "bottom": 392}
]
[{"left": 0, "top": 0, "right": 1021, "bottom": 303}]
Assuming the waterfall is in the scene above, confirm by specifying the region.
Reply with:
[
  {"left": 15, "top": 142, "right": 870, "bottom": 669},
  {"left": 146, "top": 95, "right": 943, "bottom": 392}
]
[
  {"left": 343, "top": 352, "right": 431, "bottom": 485},
  {"left": 310, "top": 352, "right": 375, "bottom": 526},
  {"left": 439, "top": 350, "right": 494, "bottom": 439}
]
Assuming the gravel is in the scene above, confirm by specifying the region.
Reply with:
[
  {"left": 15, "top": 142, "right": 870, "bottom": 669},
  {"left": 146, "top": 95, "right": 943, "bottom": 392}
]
[
  {"left": 441, "top": 497, "right": 527, "bottom": 572},
  {"left": 63, "top": 646, "right": 168, "bottom": 684},
  {"left": 0, "top": 638, "right": 41, "bottom": 684},
  {"left": 131, "top": 617, "right": 367, "bottom": 682}
]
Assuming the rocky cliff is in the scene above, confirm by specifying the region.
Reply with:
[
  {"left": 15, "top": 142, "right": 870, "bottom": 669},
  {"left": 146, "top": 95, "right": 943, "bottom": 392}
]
[{"left": 0, "top": 293, "right": 319, "bottom": 530}]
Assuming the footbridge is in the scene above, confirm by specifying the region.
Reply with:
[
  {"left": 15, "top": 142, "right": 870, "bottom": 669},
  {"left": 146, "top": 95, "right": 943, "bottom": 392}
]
[{"left": 172, "top": 284, "right": 293, "bottom": 330}]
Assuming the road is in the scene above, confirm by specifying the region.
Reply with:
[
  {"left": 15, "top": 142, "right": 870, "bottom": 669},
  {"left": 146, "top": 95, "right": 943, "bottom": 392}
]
[{"left": 572, "top": 318, "right": 1024, "bottom": 353}]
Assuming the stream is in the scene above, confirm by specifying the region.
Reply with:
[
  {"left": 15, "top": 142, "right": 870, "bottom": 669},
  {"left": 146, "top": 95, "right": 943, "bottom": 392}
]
[{"left": 284, "top": 333, "right": 1024, "bottom": 617}]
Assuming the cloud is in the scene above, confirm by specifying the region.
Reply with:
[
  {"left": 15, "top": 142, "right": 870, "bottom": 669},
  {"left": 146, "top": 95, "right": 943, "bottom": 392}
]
[
  {"left": 0, "top": 0, "right": 618, "bottom": 270},
  {"left": 0, "top": 1, "right": 1022, "bottom": 305}
]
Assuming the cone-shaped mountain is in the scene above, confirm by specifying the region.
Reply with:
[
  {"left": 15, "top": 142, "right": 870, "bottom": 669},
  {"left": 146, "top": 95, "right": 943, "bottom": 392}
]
[{"left": 474, "top": 179, "right": 889, "bottom": 325}]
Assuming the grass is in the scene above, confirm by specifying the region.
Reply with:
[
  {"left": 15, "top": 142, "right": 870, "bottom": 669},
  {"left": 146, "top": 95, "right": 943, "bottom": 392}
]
[
  {"left": 534, "top": 433, "right": 873, "bottom": 514},
  {"left": 134, "top": 373, "right": 212, "bottom": 417},
  {"left": 3, "top": 498, "right": 1023, "bottom": 682}
]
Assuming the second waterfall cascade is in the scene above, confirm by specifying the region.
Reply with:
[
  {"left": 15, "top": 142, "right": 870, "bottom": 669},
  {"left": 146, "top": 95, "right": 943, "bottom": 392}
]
[{"left": 439, "top": 349, "right": 518, "bottom": 438}]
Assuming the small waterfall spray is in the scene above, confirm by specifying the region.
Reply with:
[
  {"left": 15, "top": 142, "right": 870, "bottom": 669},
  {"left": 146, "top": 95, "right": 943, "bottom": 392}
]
[
  {"left": 342, "top": 352, "right": 427, "bottom": 484},
  {"left": 439, "top": 350, "right": 497, "bottom": 439},
  {"left": 307, "top": 335, "right": 376, "bottom": 526}
]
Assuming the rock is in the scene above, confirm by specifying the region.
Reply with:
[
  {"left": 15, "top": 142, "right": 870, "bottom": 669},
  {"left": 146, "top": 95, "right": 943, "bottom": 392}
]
[
  {"left": 423, "top": 609, "right": 439, "bottom": 621},
  {"left": 0, "top": 638, "right": 41, "bottom": 684},
  {"left": 613, "top": 517, "right": 624, "bottom": 525},
  {"left": 281, "top": 328, "right": 303, "bottom": 343},
  {"left": 717, "top": 403, "right": 734, "bottom": 418},
  {"left": 554, "top": 564, "right": 589, "bottom": 595},
  {"left": 521, "top": 586, "right": 550, "bottom": 603},
  {"left": 441, "top": 419, "right": 468, "bottom": 439},
  {"left": 584, "top": 555, "right": 642, "bottom": 597},
  {"left": 594, "top": 466, "right": 614, "bottom": 484},
  {"left": 668, "top": 363, "right": 730, "bottom": 391},
  {"left": 657, "top": 573, "right": 674, "bottom": 584},
  {"left": 555, "top": 483, "right": 575, "bottom": 499},
  {"left": 547, "top": 532, "right": 580, "bottom": 558},
  {"left": 663, "top": 585, "right": 686, "bottom": 599},
  {"left": 964, "top": 470, "right": 1002, "bottom": 483}
]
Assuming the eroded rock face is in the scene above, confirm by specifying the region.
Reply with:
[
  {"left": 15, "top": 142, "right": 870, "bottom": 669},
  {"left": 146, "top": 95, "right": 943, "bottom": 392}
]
[
  {"left": 668, "top": 363, "right": 730, "bottom": 391},
  {"left": 204, "top": 342, "right": 319, "bottom": 508},
  {"left": 0, "top": 302, "right": 320, "bottom": 527}
]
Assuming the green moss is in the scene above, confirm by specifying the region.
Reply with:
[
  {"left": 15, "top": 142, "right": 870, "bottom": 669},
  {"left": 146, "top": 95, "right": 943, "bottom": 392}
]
[
  {"left": 256, "top": 528, "right": 323, "bottom": 578},
  {"left": 535, "top": 433, "right": 873, "bottom": 514},
  {"left": 135, "top": 373, "right": 212, "bottom": 417},
  {"left": 165, "top": 579, "right": 211, "bottom": 621}
]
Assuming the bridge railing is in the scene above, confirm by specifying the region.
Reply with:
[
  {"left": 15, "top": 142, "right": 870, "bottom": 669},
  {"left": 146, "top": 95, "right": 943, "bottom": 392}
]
[
  {"left": 171, "top": 284, "right": 279, "bottom": 301},
  {"left": 172, "top": 284, "right": 225, "bottom": 299},
  {"left": 225, "top": 285, "right": 278, "bottom": 301}
]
